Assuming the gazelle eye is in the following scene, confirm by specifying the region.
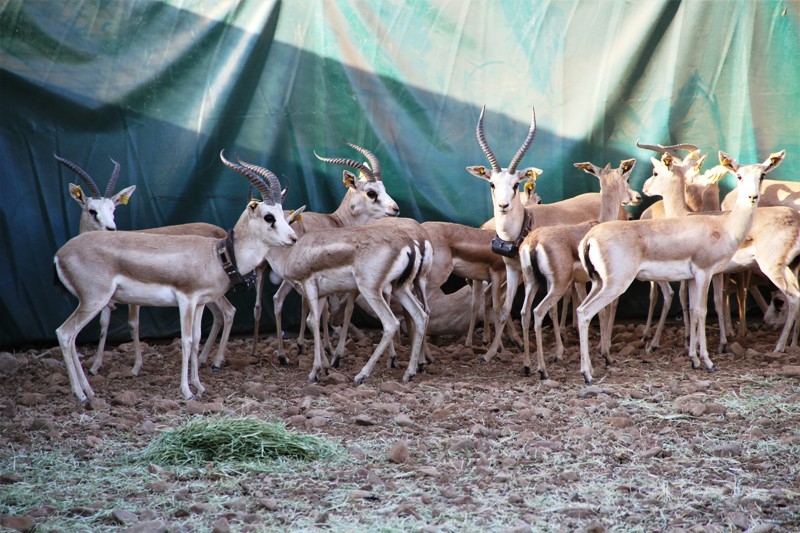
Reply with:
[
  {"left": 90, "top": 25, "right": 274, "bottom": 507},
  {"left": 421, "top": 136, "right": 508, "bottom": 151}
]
[
  {"left": 89, "top": 209, "right": 98, "bottom": 218},
  {"left": 264, "top": 214, "right": 275, "bottom": 225},
  {"left": 489, "top": 183, "right": 495, "bottom": 190},
  {"left": 367, "top": 190, "right": 377, "bottom": 200}
]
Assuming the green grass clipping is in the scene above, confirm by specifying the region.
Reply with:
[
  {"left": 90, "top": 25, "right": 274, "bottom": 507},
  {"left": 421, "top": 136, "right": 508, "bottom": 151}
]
[{"left": 141, "top": 416, "right": 338, "bottom": 466}]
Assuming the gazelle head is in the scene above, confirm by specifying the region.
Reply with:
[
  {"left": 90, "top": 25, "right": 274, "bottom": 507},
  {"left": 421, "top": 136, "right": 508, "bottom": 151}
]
[
  {"left": 638, "top": 141, "right": 705, "bottom": 199},
  {"left": 220, "top": 151, "right": 299, "bottom": 247},
  {"left": 720, "top": 149, "right": 786, "bottom": 206},
  {"left": 574, "top": 159, "right": 639, "bottom": 210},
  {"left": 521, "top": 168, "right": 544, "bottom": 206},
  {"left": 314, "top": 141, "right": 400, "bottom": 222},
  {"left": 467, "top": 106, "right": 539, "bottom": 217},
  {"left": 55, "top": 154, "right": 136, "bottom": 233}
]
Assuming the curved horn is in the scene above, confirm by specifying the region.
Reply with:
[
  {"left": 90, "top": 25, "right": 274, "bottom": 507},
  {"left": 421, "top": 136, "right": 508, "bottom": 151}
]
[
  {"left": 343, "top": 140, "right": 382, "bottom": 180},
  {"left": 476, "top": 106, "right": 501, "bottom": 174},
  {"left": 314, "top": 151, "right": 376, "bottom": 182},
  {"left": 54, "top": 153, "right": 101, "bottom": 197},
  {"left": 105, "top": 158, "right": 121, "bottom": 197},
  {"left": 507, "top": 107, "right": 537, "bottom": 174},
  {"left": 219, "top": 150, "right": 274, "bottom": 204},
  {"left": 234, "top": 155, "right": 285, "bottom": 205},
  {"left": 636, "top": 140, "right": 700, "bottom": 159}
]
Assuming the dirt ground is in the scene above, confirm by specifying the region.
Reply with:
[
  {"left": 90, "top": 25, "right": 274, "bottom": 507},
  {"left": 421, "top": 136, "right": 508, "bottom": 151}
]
[{"left": 1, "top": 316, "right": 800, "bottom": 532}]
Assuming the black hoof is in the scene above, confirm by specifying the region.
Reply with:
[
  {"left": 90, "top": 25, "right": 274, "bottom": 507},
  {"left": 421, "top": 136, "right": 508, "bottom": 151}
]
[
  {"left": 278, "top": 356, "right": 289, "bottom": 367},
  {"left": 417, "top": 363, "right": 424, "bottom": 372},
  {"left": 582, "top": 372, "right": 593, "bottom": 385},
  {"left": 603, "top": 356, "right": 614, "bottom": 366},
  {"left": 538, "top": 370, "right": 548, "bottom": 381},
  {"left": 691, "top": 361, "right": 701, "bottom": 370},
  {"left": 719, "top": 344, "right": 728, "bottom": 354},
  {"left": 331, "top": 358, "right": 340, "bottom": 369},
  {"left": 523, "top": 366, "right": 531, "bottom": 377},
  {"left": 389, "top": 359, "right": 396, "bottom": 369},
  {"left": 211, "top": 365, "right": 222, "bottom": 373},
  {"left": 707, "top": 365, "right": 718, "bottom": 373}
]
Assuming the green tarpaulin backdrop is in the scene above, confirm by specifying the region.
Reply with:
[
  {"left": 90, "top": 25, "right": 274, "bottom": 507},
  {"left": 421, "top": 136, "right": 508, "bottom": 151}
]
[{"left": 1, "top": 0, "right": 799, "bottom": 348}]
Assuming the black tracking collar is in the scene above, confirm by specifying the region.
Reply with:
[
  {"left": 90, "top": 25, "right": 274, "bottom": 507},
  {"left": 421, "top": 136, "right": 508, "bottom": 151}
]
[
  {"left": 217, "top": 230, "right": 257, "bottom": 292},
  {"left": 491, "top": 209, "right": 532, "bottom": 258}
]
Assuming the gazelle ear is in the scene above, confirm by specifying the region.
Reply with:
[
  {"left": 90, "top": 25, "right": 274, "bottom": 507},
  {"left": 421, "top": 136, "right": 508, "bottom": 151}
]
[
  {"left": 661, "top": 153, "right": 674, "bottom": 168},
  {"left": 69, "top": 184, "right": 85, "bottom": 204},
  {"left": 695, "top": 153, "right": 708, "bottom": 170},
  {"left": 248, "top": 200, "right": 261, "bottom": 211},
  {"left": 719, "top": 151, "right": 738, "bottom": 172},
  {"left": 574, "top": 162, "right": 600, "bottom": 176},
  {"left": 111, "top": 185, "right": 136, "bottom": 206},
  {"left": 764, "top": 150, "right": 786, "bottom": 173},
  {"left": 466, "top": 165, "right": 491, "bottom": 180},
  {"left": 342, "top": 170, "right": 357, "bottom": 189},
  {"left": 286, "top": 205, "right": 306, "bottom": 224},
  {"left": 620, "top": 158, "right": 636, "bottom": 174}
]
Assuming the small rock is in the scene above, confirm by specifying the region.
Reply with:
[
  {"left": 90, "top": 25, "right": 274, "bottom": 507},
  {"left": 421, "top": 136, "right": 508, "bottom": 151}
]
[
  {"left": 86, "top": 435, "right": 103, "bottom": 448},
  {"left": 780, "top": 365, "right": 800, "bottom": 377},
  {"left": 606, "top": 416, "right": 632, "bottom": 428},
  {"left": 380, "top": 381, "right": 408, "bottom": 394},
  {"left": 122, "top": 520, "right": 167, "bottom": 533},
  {"left": 112, "top": 390, "right": 138, "bottom": 407},
  {"left": 111, "top": 509, "right": 139, "bottom": 525},
  {"left": 578, "top": 385, "right": 603, "bottom": 398},
  {"left": 712, "top": 443, "right": 742, "bottom": 457},
  {"left": 306, "top": 416, "right": 328, "bottom": 428},
  {"left": 211, "top": 517, "right": 230, "bottom": 533},
  {"left": 449, "top": 439, "right": 478, "bottom": 452},
  {"left": 354, "top": 414, "right": 377, "bottom": 426},
  {"left": 386, "top": 440, "right": 410, "bottom": 463},
  {"left": 0, "top": 514, "right": 36, "bottom": 532},
  {"left": 541, "top": 379, "right": 560, "bottom": 389},
  {"left": 0, "top": 473, "right": 22, "bottom": 484},
  {"left": 348, "top": 489, "right": 372, "bottom": 500},
  {"left": 0, "top": 352, "right": 21, "bottom": 374},
  {"left": 727, "top": 341, "right": 746, "bottom": 357},
  {"left": 152, "top": 399, "right": 181, "bottom": 413},
  {"left": 16, "top": 393, "right": 46, "bottom": 406},
  {"left": 257, "top": 499, "right": 279, "bottom": 512},
  {"left": 393, "top": 413, "right": 414, "bottom": 427},
  {"left": 640, "top": 446, "right": 663, "bottom": 459},
  {"left": 185, "top": 401, "right": 223, "bottom": 415},
  {"left": 189, "top": 503, "right": 214, "bottom": 514}
]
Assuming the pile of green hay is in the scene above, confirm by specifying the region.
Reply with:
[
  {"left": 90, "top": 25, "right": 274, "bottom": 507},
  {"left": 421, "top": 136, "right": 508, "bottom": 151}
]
[{"left": 141, "top": 416, "right": 338, "bottom": 466}]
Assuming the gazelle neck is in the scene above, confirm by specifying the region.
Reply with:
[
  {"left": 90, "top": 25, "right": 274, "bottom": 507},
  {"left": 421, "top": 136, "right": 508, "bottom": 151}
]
[{"left": 494, "top": 201, "right": 527, "bottom": 242}]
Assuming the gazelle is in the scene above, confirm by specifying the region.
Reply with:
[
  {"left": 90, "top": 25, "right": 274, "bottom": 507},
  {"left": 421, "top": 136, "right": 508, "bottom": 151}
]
[
  {"left": 273, "top": 215, "right": 432, "bottom": 384},
  {"left": 54, "top": 152, "right": 300, "bottom": 402},
  {"left": 420, "top": 221, "right": 507, "bottom": 347},
  {"left": 55, "top": 154, "right": 236, "bottom": 376},
  {"left": 466, "top": 105, "right": 640, "bottom": 366},
  {"left": 251, "top": 142, "right": 400, "bottom": 363},
  {"left": 518, "top": 158, "right": 638, "bottom": 380},
  {"left": 640, "top": 147, "right": 800, "bottom": 355},
  {"left": 576, "top": 149, "right": 786, "bottom": 384}
]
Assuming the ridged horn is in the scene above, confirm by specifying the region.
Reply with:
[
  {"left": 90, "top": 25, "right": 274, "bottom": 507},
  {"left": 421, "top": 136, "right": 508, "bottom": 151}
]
[
  {"left": 507, "top": 107, "right": 537, "bottom": 174},
  {"left": 314, "top": 149, "right": 376, "bottom": 182},
  {"left": 105, "top": 158, "right": 120, "bottom": 197},
  {"left": 636, "top": 140, "right": 700, "bottom": 159},
  {"left": 54, "top": 153, "right": 101, "bottom": 197},
  {"left": 475, "top": 106, "right": 501, "bottom": 174},
  {"left": 235, "top": 155, "right": 287, "bottom": 204},
  {"left": 343, "top": 140, "right": 382, "bottom": 180},
  {"left": 219, "top": 150, "right": 276, "bottom": 205}
]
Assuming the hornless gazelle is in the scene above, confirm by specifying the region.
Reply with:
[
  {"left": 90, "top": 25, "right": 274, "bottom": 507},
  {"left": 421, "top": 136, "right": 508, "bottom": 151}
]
[
  {"left": 55, "top": 154, "right": 236, "bottom": 376},
  {"left": 273, "top": 213, "right": 432, "bottom": 385},
  {"left": 518, "top": 158, "right": 638, "bottom": 380},
  {"left": 54, "top": 151, "right": 302, "bottom": 402},
  {"left": 576, "top": 149, "right": 786, "bottom": 384},
  {"left": 250, "top": 142, "right": 400, "bottom": 364}
]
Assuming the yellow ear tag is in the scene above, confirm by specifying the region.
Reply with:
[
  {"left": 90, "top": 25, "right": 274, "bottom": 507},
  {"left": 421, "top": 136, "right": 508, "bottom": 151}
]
[
  {"left": 290, "top": 209, "right": 302, "bottom": 222},
  {"left": 477, "top": 166, "right": 486, "bottom": 175},
  {"left": 248, "top": 200, "right": 260, "bottom": 210},
  {"left": 524, "top": 180, "right": 535, "bottom": 192},
  {"left": 70, "top": 185, "right": 83, "bottom": 199},
  {"left": 118, "top": 194, "right": 130, "bottom": 205}
]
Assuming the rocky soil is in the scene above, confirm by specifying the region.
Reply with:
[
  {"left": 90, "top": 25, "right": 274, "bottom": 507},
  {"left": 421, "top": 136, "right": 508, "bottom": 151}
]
[{"left": 1, "top": 318, "right": 800, "bottom": 532}]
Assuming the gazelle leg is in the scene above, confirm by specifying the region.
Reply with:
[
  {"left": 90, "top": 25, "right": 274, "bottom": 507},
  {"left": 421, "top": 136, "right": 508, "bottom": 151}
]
[
  {"left": 209, "top": 296, "right": 235, "bottom": 371},
  {"left": 272, "top": 279, "right": 294, "bottom": 365},
  {"left": 354, "top": 292, "right": 401, "bottom": 385},
  {"left": 90, "top": 305, "right": 113, "bottom": 375},
  {"left": 251, "top": 266, "right": 266, "bottom": 356}
]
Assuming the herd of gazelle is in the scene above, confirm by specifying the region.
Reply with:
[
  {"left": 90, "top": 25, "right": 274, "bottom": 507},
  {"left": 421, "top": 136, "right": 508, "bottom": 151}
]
[{"left": 52, "top": 105, "right": 794, "bottom": 403}]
